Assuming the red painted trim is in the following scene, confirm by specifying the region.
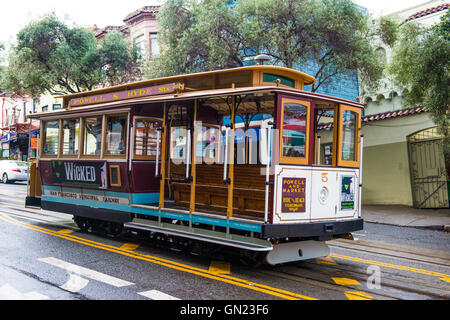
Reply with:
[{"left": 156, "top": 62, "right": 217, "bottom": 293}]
[
  {"left": 277, "top": 93, "right": 315, "bottom": 166},
  {"left": 308, "top": 99, "right": 315, "bottom": 165}
]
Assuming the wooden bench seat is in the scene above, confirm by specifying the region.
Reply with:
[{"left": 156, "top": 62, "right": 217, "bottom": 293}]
[{"left": 169, "top": 163, "right": 266, "bottom": 219}]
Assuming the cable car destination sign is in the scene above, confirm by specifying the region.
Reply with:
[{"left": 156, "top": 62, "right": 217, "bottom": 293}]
[{"left": 68, "top": 82, "right": 181, "bottom": 108}]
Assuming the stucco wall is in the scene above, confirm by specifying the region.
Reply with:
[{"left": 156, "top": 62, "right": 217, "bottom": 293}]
[
  {"left": 360, "top": 113, "right": 436, "bottom": 205},
  {"left": 362, "top": 141, "right": 413, "bottom": 205}
]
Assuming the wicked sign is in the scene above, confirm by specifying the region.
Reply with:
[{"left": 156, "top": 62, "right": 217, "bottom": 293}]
[{"left": 52, "top": 161, "right": 107, "bottom": 188}]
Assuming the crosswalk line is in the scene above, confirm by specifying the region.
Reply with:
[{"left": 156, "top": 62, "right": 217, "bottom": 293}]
[
  {"left": 39, "top": 257, "right": 134, "bottom": 287},
  {"left": 138, "top": 289, "right": 180, "bottom": 300}
]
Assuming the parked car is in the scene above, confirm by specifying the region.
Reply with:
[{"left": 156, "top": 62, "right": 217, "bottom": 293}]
[{"left": 0, "top": 160, "right": 29, "bottom": 183}]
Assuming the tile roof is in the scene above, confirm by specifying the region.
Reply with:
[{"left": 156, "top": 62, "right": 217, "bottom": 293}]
[
  {"left": 362, "top": 106, "right": 427, "bottom": 123},
  {"left": 406, "top": 3, "right": 449, "bottom": 21},
  {"left": 123, "top": 6, "right": 160, "bottom": 23},
  {"left": 317, "top": 106, "right": 427, "bottom": 130}
]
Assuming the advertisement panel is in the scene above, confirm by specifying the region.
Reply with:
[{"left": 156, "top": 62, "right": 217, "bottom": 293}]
[{"left": 52, "top": 160, "right": 107, "bottom": 188}]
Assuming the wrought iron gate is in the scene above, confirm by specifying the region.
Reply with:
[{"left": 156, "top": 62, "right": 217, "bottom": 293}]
[{"left": 407, "top": 127, "right": 449, "bottom": 209}]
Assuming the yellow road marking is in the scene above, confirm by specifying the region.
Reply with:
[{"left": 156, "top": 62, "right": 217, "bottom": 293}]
[
  {"left": 0, "top": 195, "right": 24, "bottom": 204},
  {"left": 0, "top": 213, "right": 317, "bottom": 301},
  {"left": 120, "top": 243, "right": 140, "bottom": 251},
  {"left": 332, "top": 277, "right": 360, "bottom": 286},
  {"left": 316, "top": 256, "right": 337, "bottom": 265},
  {"left": 441, "top": 277, "right": 450, "bottom": 283},
  {"left": 330, "top": 253, "right": 450, "bottom": 279},
  {"left": 208, "top": 261, "right": 231, "bottom": 275},
  {"left": 344, "top": 291, "right": 373, "bottom": 300},
  {"left": 56, "top": 229, "right": 74, "bottom": 235}
]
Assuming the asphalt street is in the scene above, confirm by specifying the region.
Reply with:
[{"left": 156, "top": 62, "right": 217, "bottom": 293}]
[{"left": 0, "top": 181, "right": 449, "bottom": 304}]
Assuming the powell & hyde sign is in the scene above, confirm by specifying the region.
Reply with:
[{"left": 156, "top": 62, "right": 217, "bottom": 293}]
[{"left": 68, "top": 82, "right": 182, "bottom": 107}]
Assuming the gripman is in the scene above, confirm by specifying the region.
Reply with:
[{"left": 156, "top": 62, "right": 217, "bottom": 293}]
[{"left": 64, "top": 163, "right": 96, "bottom": 182}]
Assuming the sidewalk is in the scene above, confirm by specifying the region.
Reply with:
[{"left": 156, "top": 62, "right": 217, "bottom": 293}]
[{"left": 362, "top": 205, "right": 450, "bottom": 231}]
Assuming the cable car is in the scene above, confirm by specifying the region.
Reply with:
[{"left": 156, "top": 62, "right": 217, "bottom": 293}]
[{"left": 27, "top": 65, "right": 364, "bottom": 265}]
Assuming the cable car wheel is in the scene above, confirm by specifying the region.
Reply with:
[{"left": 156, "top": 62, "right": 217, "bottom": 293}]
[{"left": 73, "top": 216, "right": 123, "bottom": 238}]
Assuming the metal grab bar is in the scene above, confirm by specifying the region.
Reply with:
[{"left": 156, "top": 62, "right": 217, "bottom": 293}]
[
  {"left": 264, "top": 121, "right": 274, "bottom": 223},
  {"left": 155, "top": 128, "right": 162, "bottom": 178},
  {"left": 317, "top": 135, "right": 321, "bottom": 165},
  {"left": 129, "top": 120, "right": 134, "bottom": 172},
  {"left": 185, "top": 128, "right": 192, "bottom": 182},
  {"left": 223, "top": 125, "right": 231, "bottom": 184},
  {"left": 358, "top": 134, "right": 364, "bottom": 218}
]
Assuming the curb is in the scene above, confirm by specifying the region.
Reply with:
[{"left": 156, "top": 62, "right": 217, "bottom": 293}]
[{"left": 364, "top": 219, "right": 448, "bottom": 232}]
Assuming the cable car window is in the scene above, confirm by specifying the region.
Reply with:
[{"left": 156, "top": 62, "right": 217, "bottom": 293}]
[
  {"left": 282, "top": 103, "right": 307, "bottom": 158},
  {"left": 170, "top": 126, "right": 187, "bottom": 161},
  {"left": 341, "top": 111, "right": 357, "bottom": 161},
  {"left": 134, "top": 118, "right": 161, "bottom": 158},
  {"left": 105, "top": 115, "right": 127, "bottom": 156},
  {"left": 42, "top": 120, "right": 59, "bottom": 155},
  {"left": 197, "top": 125, "right": 219, "bottom": 163},
  {"left": 83, "top": 116, "right": 102, "bottom": 156},
  {"left": 316, "top": 107, "right": 337, "bottom": 166},
  {"left": 263, "top": 73, "right": 295, "bottom": 88},
  {"left": 61, "top": 119, "right": 80, "bottom": 156}
]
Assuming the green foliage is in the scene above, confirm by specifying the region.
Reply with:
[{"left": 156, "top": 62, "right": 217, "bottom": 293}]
[
  {"left": 149, "top": 0, "right": 384, "bottom": 93},
  {"left": 377, "top": 16, "right": 400, "bottom": 48},
  {"left": 147, "top": 0, "right": 251, "bottom": 78},
  {"left": 389, "top": 14, "right": 450, "bottom": 160},
  {"left": 1, "top": 14, "right": 142, "bottom": 96},
  {"left": 434, "top": 10, "right": 449, "bottom": 40}
]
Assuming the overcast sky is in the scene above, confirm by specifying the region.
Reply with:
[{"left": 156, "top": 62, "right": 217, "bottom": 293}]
[{"left": 0, "top": 0, "right": 434, "bottom": 46}]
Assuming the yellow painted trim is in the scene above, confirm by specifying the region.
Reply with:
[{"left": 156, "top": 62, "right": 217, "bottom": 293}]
[
  {"left": 189, "top": 100, "right": 198, "bottom": 213},
  {"left": 58, "top": 65, "right": 316, "bottom": 104},
  {"left": 109, "top": 165, "right": 122, "bottom": 187},
  {"left": 337, "top": 105, "right": 361, "bottom": 168},
  {"left": 227, "top": 96, "right": 236, "bottom": 219},
  {"left": 159, "top": 103, "right": 167, "bottom": 209}
]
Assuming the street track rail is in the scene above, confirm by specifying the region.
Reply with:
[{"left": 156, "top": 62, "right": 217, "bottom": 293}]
[
  {"left": 1, "top": 203, "right": 449, "bottom": 300},
  {"left": 328, "top": 239, "right": 450, "bottom": 268}
]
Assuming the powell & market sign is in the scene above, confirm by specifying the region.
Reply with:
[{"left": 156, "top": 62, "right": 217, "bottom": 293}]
[{"left": 68, "top": 82, "right": 181, "bottom": 107}]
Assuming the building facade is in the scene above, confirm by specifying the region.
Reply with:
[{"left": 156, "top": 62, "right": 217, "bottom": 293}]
[
  {"left": 0, "top": 93, "right": 39, "bottom": 160},
  {"left": 359, "top": 0, "right": 449, "bottom": 208},
  {"left": 92, "top": 6, "right": 160, "bottom": 61}
]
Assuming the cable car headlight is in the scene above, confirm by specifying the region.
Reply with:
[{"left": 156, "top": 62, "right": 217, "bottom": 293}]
[{"left": 319, "top": 187, "right": 329, "bottom": 204}]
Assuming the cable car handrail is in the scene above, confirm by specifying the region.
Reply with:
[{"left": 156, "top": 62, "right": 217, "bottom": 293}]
[
  {"left": 264, "top": 121, "right": 275, "bottom": 224},
  {"left": 155, "top": 128, "right": 162, "bottom": 178},
  {"left": 223, "top": 124, "right": 232, "bottom": 184},
  {"left": 185, "top": 127, "right": 192, "bottom": 182}
]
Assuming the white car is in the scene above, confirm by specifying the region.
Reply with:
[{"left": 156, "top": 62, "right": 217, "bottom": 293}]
[{"left": 0, "top": 160, "right": 29, "bottom": 183}]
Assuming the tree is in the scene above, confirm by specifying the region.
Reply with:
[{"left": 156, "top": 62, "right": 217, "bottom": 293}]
[
  {"left": 2, "top": 14, "right": 142, "bottom": 96},
  {"left": 147, "top": 0, "right": 253, "bottom": 78},
  {"left": 241, "top": 0, "right": 385, "bottom": 92},
  {"left": 388, "top": 12, "right": 450, "bottom": 161},
  {"left": 148, "top": 0, "right": 385, "bottom": 93}
]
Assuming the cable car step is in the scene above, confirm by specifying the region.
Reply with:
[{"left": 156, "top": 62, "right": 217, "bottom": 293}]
[{"left": 124, "top": 218, "right": 273, "bottom": 252}]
